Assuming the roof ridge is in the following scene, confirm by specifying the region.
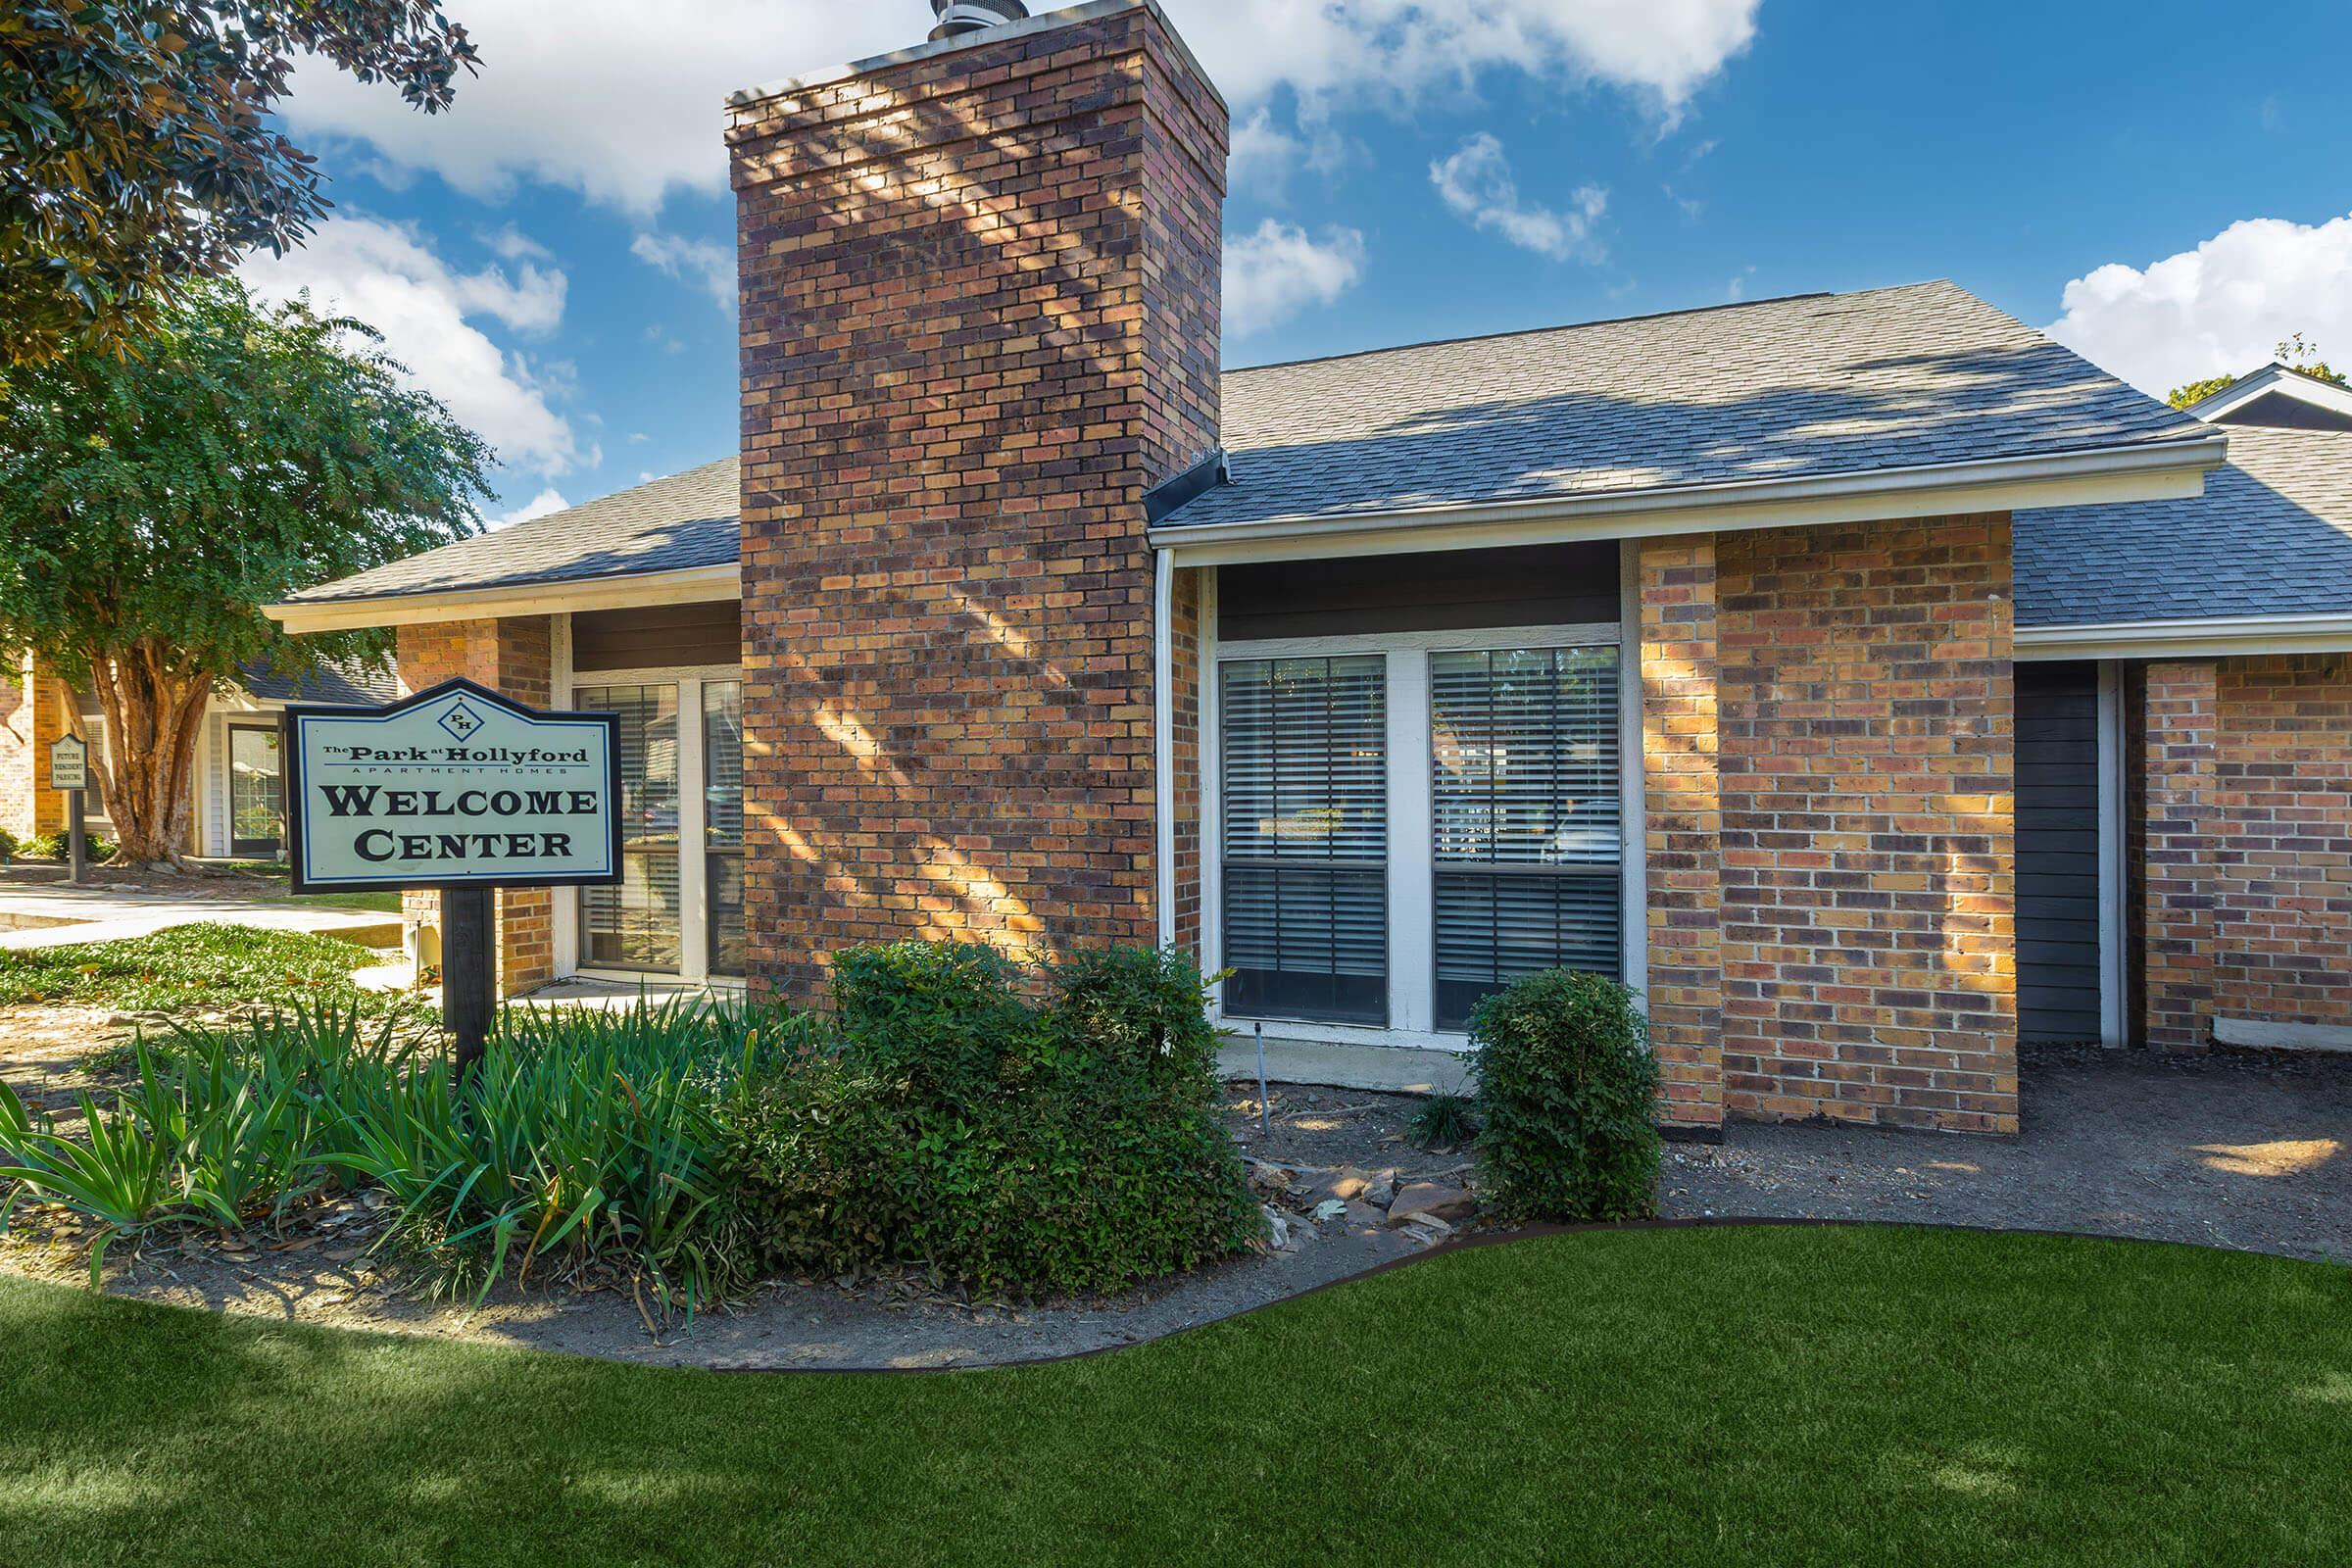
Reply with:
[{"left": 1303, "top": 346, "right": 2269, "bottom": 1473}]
[{"left": 1222, "top": 280, "right": 1955, "bottom": 376}]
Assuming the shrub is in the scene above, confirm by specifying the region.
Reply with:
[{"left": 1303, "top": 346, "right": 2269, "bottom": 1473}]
[
  {"left": 721, "top": 941, "right": 1261, "bottom": 1298},
  {"left": 0, "top": 827, "right": 18, "bottom": 859},
  {"left": 1468, "top": 968, "right": 1660, "bottom": 1222},
  {"left": 17, "top": 830, "right": 117, "bottom": 862}
]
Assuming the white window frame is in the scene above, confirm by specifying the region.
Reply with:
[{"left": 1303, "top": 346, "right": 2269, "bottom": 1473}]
[
  {"left": 1200, "top": 549, "right": 1646, "bottom": 1052},
  {"left": 556, "top": 652, "right": 746, "bottom": 990}
]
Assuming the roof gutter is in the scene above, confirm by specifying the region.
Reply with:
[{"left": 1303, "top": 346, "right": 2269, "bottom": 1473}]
[
  {"left": 266, "top": 563, "right": 744, "bottom": 635},
  {"left": 2017, "top": 611, "right": 2352, "bottom": 662},
  {"left": 1148, "top": 434, "right": 2229, "bottom": 565}
]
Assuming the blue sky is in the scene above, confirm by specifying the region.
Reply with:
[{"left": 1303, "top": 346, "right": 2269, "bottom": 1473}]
[{"left": 236, "top": 0, "right": 2352, "bottom": 523}]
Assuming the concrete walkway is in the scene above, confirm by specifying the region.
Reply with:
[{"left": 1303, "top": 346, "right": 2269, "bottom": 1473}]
[
  {"left": 1216, "top": 1034, "right": 1471, "bottom": 1095},
  {"left": 0, "top": 881, "right": 404, "bottom": 954}
]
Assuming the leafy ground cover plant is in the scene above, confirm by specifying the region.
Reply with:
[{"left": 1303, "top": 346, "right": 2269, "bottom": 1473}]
[
  {"left": 723, "top": 941, "right": 1262, "bottom": 1298},
  {"left": 1405, "top": 1092, "right": 1479, "bottom": 1152},
  {"left": 1469, "top": 968, "right": 1661, "bottom": 1221},
  {"left": 0, "top": 998, "right": 815, "bottom": 1315},
  {"left": 0, "top": 922, "right": 394, "bottom": 1011}
]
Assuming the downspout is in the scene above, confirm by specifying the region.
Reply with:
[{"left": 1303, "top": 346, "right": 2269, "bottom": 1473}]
[{"left": 1152, "top": 546, "right": 1175, "bottom": 950}]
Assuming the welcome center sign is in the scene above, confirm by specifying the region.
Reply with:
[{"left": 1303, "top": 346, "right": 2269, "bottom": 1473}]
[{"left": 284, "top": 678, "right": 621, "bottom": 893}]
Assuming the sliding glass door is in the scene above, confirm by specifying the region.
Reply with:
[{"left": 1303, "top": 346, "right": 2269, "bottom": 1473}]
[
  {"left": 571, "top": 673, "right": 744, "bottom": 982},
  {"left": 578, "top": 683, "right": 683, "bottom": 971},
  {"left": 1215, "top": 635, "right": 1626, "bottom": 1038},
  {"left": 702, "top": 680, "right": 746, "bottom": 977}
]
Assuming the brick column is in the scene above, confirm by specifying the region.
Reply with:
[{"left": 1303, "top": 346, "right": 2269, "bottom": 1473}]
[
  {"left": 393, "top": 617, "right": 557, "bottom": 998},
  {"left": 2142, "top": 660, "right": 2219, "bottom": 1050},
  {"left": 1716, "top": 514, "right": 2016, "bottom": 1133},
  {"left": 1169, "top": 564, "right": 1206, "bottom": 961},
  {"left": 729, "top": 3, "right": 1226, "bottom": 1001},
  {"left": 1, "top": 659, "right": 75, "bottom": 840},
  {"left": 1639, "top": 536, "right": 1724, "bottom": 1133}
]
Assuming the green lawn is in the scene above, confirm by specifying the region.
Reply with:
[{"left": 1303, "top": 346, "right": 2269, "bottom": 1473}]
[
  {"left": 0, "top": 923, "right": 390, "bottom": 1010},
  {"left": 1, "top": 1225, "right": 2345, "bottom": 1566}
]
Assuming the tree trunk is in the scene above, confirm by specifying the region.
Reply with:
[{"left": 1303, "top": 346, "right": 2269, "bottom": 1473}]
[{"left": 82, "top": 641, "right": 213, "bottom": 870}]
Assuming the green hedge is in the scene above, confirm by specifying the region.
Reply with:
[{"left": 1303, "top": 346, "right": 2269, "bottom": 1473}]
[
  {"left": 721, "top": 942, "right": 1262, "bottom": 1297},
  {"left": 1469, "top": 968, "right": 1661, "bottom": 1222}
]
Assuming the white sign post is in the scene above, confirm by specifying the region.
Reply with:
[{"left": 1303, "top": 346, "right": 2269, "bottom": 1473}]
[
  {"left": 283, "top": 678, "right": 620, "bottom": 1076},
  {"left": 47, "top": 734, "right": 89, "bottom": 884}
]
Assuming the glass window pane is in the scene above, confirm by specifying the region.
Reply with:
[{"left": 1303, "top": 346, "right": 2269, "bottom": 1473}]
[
  {"left": 703, "top": 680, "right": 745, "bottom": 976},
  {"left": 1219, "top": 656, "right": 1387, "bottom": 1025},
  {"left": 1431, "top": 646, "right": 1622, "bottom": 1030},
  {"left": 577, "top": 683, "right": 681, "bottom": 972}
]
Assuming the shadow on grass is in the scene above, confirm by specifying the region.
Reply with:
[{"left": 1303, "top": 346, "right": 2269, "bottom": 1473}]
[{"left": 1, "top": 1225, "right": 2346, "bottom": 1566}]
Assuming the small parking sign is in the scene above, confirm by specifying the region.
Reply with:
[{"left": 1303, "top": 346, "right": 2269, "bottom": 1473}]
[{"left": 47, "top": 734, "right": 87, "bottom": 792}]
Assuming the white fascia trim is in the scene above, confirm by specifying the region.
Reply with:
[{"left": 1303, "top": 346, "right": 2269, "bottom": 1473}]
[
  {"left": 267, "top": 564, "right": 743, "bottom": 635},
  {"left": 2185, "top": 363, "right": 2352, "bottom": 423},
  {"left": 2017, "top": 612, "right": 2352, "bottom": 661},
  {"left": 1150, "top": 437, "right": 2226, "bottom": 565}
]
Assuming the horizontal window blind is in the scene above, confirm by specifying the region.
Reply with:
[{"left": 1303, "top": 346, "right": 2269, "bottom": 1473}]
[
  {"left": 1431, "top": 647, "right": 1621, "bottom": 1029},
  {"left": 1220, "top": 656, "right": 1387, "bottom": 1025},
  {"left": 577, "top": 683, "right": 682, "bottom": 973}
]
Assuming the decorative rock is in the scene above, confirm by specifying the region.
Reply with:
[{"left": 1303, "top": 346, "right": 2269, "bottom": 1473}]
[
  {"left": 1362, "top": 1170, "right": 1398, "bottom": 1209},
  {"left": 1387, "top": 1183, "right": 1476, "bottom": 1226},
  {"left": 1308, "top": 1166, "right": 1369, "bottom": 1204}
]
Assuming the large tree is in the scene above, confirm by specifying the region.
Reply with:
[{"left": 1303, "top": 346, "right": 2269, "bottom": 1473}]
[
  {"left": 0, "top": 278, "right": 490, "bottom": 867},
  {"left": 2, "top": 2, "right": 478, "bottom": 367}
]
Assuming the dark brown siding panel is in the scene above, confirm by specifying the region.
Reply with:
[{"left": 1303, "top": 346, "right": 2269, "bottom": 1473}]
[
  {"left": 571, "top": 602, "right": 742, "bottom": 671},
  {"left": 1217, "top": 542, "right": 1620, "bottom": 641},
  {"left": 2016, "top": 660, "right": 2102, "bottom": 1044}
]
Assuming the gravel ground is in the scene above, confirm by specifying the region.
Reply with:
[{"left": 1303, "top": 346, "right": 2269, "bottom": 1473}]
[{"left": 1662, "top": 1047, "right": 2351, "bottom": 1264}]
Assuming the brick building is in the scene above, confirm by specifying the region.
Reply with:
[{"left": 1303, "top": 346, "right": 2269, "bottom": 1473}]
[{"left": 270, "top": 0, "right": 2352, "bottom": 1137}]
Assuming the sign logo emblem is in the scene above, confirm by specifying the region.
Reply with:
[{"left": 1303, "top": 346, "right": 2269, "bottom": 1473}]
[{"left": 437, "top": 701, "right": 484, "bottom": 742}]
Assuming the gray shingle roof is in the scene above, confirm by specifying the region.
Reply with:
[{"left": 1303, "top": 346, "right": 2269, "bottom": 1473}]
[
  {"left": 2016, "top": 428, "right": 2352, "bottom": 627},
  {"left": 1169, "top": 280, "right": 2210, "bottom": 529},
  {"left": 288, "top": 281, "right": 2221, "bottom": 613},
  {"left": 284, "top": 457, "right": 740, "bottom": 604},
  {"left": 235, "top": 655, "right": 397, "bottom": 705}
]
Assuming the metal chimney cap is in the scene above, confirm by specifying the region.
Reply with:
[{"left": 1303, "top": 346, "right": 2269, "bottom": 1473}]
[{"left": 929, "top": 0, "right": 1029, "bottom": 41}]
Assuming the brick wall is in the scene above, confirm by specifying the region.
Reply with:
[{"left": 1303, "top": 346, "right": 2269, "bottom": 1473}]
[
  {"left": 393, "top": 618, "right": 557, "bottom": 997},
  {"left": 2143, "top": 654, "right": 2352, "bottom": 1044},
  {"left": 0, "top": 659, "right": 74, "bottom": 841},
  {"left": 1637, "top": 536, "right": 1726, "bottom": 1133},
  {"left": 1712, "top": 514, "right": 2017, "bottom": 1134},
  {"left": 729, "top": 2, "right": 1226, "bottom": 999}
]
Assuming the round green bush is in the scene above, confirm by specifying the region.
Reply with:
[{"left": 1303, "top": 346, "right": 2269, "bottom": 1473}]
[
  {"left": 719, "top": 942, "right": 1264, "bottom": 1298},
  {"left": 1469, "top": 968, "right": 1661, "bottom": 1222}
]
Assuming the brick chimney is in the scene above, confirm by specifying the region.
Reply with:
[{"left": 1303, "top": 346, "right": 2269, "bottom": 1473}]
[{"left": 727, "top": 0, "right": 1227, "bottom": 997}]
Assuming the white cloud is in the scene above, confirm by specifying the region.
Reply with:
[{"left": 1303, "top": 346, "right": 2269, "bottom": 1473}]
[
  {"left": 1224, "top": 219, "right": 1365, "bottom": 337},
  {"left": 1430, "top": 133, "right": 1606, "bottom": 261},
  {"left": 630, "top": 231, "right": 735, "bottom": 309},
  {"left": 237, "top": 215, "right": 581, "bottom": 475},
  {"left": 2046, "top": 213, "right": 2352, "bottom": 397},
  {"left": 283, "top": 1, "right": 1758, "bottom": 214},
  {"left": 495, "top": 487, "right": 570, "bottom": 528}
]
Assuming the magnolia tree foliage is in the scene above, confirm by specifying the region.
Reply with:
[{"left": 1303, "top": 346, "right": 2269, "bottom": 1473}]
[
  {"left": 1, "top": 2, "right": 478, "bottom": 366},
  {"left": 0, "top": 279, "right": 490, "bottom": 866},
  {"left": 2167, "top": 333, "right": 2348, "bottom": 411}
]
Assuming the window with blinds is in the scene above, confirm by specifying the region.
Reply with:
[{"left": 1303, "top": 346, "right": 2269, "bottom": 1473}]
[
  {"left": 1219, "top": 656, "right": 1388, "bottom": 1025},
  {"left": 1430, "top": 646, "right": 1621, "bottom": 1029}
]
